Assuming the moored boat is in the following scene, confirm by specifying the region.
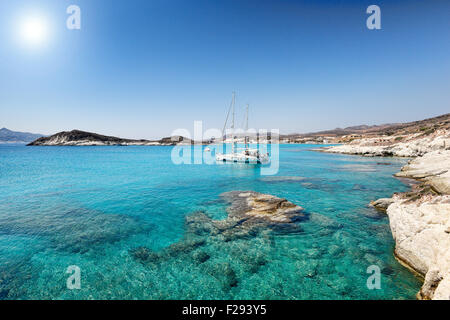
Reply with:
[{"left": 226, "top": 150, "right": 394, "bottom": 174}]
[{"left": 216, "top": 92, "right": 270, "bottom": 165}]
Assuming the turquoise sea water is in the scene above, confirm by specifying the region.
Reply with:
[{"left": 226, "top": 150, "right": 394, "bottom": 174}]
[{"left": 0, "top": 144, "right": 421, "bottom": 299}]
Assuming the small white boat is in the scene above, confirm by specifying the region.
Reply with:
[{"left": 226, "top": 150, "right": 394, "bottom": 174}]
[
  {"left": 216, "top": 92, "right": 270, "bottom": 165},
  {"left": 204, "top": 147, "right": 211, "bottom": 152}
]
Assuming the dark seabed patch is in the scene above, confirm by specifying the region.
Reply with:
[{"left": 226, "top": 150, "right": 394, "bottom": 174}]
[
  {"left": 0, "top": 258, "right": 34, "bottom": 299},
  {"left": 259, "top": 176, "right": 343, "bottom": 193},
  {"left": 130, "top": 191, "right": 305, "bottom": 293},
  {"left": 0, "top": 207, "right": 152, "bottom": 254},
  {"left": 334, "top": 164, "right": 378, "bottom": 172},
  {"left": 259, "top": 176, "right": 307, "bottom": 183}
]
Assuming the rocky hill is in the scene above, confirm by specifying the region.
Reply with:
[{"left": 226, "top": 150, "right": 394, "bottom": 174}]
[
  {"left": 282, "top": 113, "right": 450, "bottom": 144},
  {"left": 27, "top": 130, "right": 192, "bottom": 146}
]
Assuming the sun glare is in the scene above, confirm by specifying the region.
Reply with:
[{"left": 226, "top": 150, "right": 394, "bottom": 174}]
[{"left": 19, "top": 16, "right": 48, "bottom": 46}]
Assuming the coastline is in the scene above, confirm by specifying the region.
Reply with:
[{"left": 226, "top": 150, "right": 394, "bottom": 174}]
[
  {"left": 320, "top": 131, "right": 450, "bottom": 300},
  {"left": 386, "top": 151, "right": 450, "bottom": 300},
  {"left": 14, "top": 116, "right": 450, "bottom": 299}
]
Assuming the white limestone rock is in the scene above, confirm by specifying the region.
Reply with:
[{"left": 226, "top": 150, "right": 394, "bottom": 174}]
[
  {"left": 395, "top": 150, "right": 450, "bottom": 194},
  {"left": 387, "top": 195, "right": 450, "bottom": 299},
  {"left": 322, "top": 129, "right": 450, "bottom": 158}
]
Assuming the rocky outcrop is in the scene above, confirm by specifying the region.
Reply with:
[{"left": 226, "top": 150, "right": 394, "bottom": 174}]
[
  {"left": 321, "top": 129, "right": 450, "bottom": 157},
  {"left": 387, "top": 194, "right": 450, "bottom": 300},
  {"left": 194, "top": 191, "right": 305, "bottom": 241},
  {"left": 130, "top": 191, "right": 305, "bottom": 271},
  {"left": 395, "top": 151, "right": 450, "bottom": 194},
  {"left": 369, "top": 198, "right": 394, "bottom": 212},
  {"left": 373, "top": 150, "right": 450, "bottom": 300},
  {"left": 27, "top": 130, "right": 192, "bottom": 146},
  {"left": 220, "top": 191, "right": 304, "bottom": 223}
]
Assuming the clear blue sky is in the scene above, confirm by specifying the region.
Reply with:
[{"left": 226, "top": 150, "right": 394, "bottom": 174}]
[{"left": 0, "top": 0, "right": 449, "bottom": 139}]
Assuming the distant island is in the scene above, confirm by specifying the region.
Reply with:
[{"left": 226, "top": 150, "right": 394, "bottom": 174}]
[
  {"left": 27, "top": 130, "right": 192, "bottom": 146},
  {"left": 0, "top": 128, "right": 43, "bottom": 144}
]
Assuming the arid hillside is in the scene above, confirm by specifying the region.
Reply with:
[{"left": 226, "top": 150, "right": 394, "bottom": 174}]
[{"left": 282, "top": 113, "right": 450, "bottom": 144}]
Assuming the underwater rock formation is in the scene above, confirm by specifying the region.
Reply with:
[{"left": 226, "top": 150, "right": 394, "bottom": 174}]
[
  {"left": 130, "top": 191, "right": 305, "bottom": 291},
  {"left": 220, "top": 191, "right": 304, "bottom": 223},
  {"left": 0, "top": 207, "right": 151, "bottom": 254}
]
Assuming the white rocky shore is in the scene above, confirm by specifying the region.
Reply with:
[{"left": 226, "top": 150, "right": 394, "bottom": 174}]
[
  {"left": 395, "top": 151, "right": 450, "bottom": 195},
  {"left": 387, "top": 151, "right": 450, "bottom": 300},
  {"left": 321, "top": 127, "right": 450, "bottom": 299},
  {"left": 370, "top": 150, "right": 450, "bottom": 300},
  {"left": 27, "top": 130, "right": 191, "bottom": 146},
  {"left": 321, "top": 129, "right": 450, "bottom": 157}
]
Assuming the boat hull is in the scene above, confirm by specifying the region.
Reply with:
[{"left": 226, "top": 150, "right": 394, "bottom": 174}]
[{"left": 216, "top": 153, "right": 270, "bottom": 164}]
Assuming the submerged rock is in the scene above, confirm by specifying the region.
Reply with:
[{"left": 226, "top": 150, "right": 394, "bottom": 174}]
[
  {"left": 167, "top": 239, "right": 207, "bottom": 257},
  {"left": 259, "top": 176, "right": 307, "bottom": 183},
  {"left": 220, "top": 191, "right": 305, "bottom": 223},
  {"left": 193, "top": 251, "right": 210, "bottom": 264},
  {"left": 308, "top": 212, "right": 343, "bottom": 230},
  {"left": 130, "top": 191, "right": 306, "bottom": 287},
  {"left": 0, "top": 207, "right": 150, "bottom": 254},
  {"left": 211, "top": 191, "right": 306, "bottom": 239},
  {"left": 130, "top": 247, "right": 160, "bottom": 263}
]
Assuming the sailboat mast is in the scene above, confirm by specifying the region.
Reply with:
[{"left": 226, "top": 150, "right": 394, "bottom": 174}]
[
  {"left": 231, "top": 92, "right": 235, "bottom": 130},
  {"left": 245, "top": 104, "right": 249, "bottom": 131},
  {"left": 245, "top": 104, "right": 249, "bottom": 151},
  {"left": 231, "top": 92, "right": 236, "bottom": 153}
]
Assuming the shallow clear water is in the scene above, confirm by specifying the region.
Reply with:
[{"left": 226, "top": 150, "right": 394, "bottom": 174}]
[{"left": 0, "top": 144, "right": 421, "bottom": 299}]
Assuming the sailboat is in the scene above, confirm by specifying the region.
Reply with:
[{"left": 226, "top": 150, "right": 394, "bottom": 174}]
[{"left": 216, "top": 92, "right": 270, "bottom": 164}]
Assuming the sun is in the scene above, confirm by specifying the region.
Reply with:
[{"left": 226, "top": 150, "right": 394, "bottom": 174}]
[{"left": 19, "top": 16, "right": 48, "bottom": 46}]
